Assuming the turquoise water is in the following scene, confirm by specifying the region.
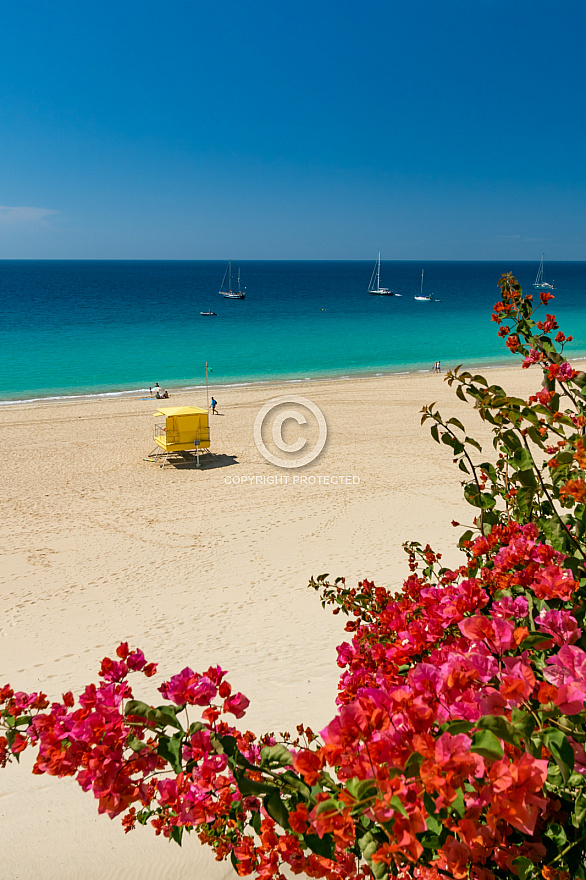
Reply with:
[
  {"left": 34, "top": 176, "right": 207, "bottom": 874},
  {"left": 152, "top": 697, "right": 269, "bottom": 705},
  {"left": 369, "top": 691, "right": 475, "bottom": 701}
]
[{"left": 1, "top": 260, "right": 586, "bottom": 402}]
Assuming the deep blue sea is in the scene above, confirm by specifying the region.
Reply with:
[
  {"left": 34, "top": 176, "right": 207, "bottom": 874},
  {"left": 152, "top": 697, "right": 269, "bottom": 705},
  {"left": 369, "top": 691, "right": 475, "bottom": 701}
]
[{"left": 2, "top": 260, "right": 586, "bottom": 403}]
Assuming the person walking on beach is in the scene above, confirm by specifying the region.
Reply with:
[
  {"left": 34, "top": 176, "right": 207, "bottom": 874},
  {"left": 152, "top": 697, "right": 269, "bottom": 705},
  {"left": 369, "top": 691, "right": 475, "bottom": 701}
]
[{"left": 211, "top": 397, "right": 218, "bottom": 414}]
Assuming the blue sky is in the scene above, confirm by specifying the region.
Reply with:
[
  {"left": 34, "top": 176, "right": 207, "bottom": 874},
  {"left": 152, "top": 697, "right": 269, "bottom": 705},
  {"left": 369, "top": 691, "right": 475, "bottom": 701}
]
[{"left": 0, "top": 0, "right": 584, "bottom": 259}]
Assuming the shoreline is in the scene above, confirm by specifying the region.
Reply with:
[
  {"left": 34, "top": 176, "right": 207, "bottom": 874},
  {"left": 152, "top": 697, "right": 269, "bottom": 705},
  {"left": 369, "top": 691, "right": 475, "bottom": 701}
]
[{"left": 2, "top": 350, "right": 582, "bottom": 408}]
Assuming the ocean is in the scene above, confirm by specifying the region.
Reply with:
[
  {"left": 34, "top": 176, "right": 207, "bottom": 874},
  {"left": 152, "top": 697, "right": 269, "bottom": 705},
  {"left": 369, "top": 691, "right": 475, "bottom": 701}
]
[{"left": 1, "top": 259, "right": 585, "bottom": 403}]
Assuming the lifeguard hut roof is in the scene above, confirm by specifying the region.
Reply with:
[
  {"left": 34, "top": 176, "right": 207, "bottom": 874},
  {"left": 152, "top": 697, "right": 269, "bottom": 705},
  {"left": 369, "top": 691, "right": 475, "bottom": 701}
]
[{"left": 153, "top": 406, "right": 208, "bottom": 417}]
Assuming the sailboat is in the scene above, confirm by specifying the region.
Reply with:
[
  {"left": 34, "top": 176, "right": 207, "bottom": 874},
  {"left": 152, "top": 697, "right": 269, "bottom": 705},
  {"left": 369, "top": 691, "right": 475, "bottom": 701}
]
[
  {"left": 219, "top": 260, "right": 246, "bottom": 299},
  {"left": 368, "top": 253, "right": 396, "bottom": 296},
  {"left": 414, "top": 269, "right": 433, "bottom": 301},
  {"left": 533, "top": 254, "right": 555, "bottom": 290}
]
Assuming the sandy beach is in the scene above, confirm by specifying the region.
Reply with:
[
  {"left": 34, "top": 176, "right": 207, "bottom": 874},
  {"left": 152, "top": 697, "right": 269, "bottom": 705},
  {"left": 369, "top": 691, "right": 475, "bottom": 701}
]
[{"left": 0, "top": 365, "right": 541, "bottom": 879}]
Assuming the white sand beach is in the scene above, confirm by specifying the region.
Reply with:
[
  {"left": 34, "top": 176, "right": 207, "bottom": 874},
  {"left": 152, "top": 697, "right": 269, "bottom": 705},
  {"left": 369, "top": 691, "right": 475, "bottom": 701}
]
[{"left": 0, "top": 366, "right": 541, "bottom": 879}]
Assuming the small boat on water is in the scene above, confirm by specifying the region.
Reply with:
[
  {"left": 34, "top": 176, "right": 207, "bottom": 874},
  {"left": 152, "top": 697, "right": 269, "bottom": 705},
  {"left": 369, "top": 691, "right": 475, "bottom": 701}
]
[
  {"left": 220, "top": 260, "right": 246, "bottom": 299},
  {"left": 533, "top": 254, "right": 555, "bottom": 290},
  {"left": 368, "top": 253, "right": 396, "bottom": 296},
  {"left": 414, "top": 269, "right": 433, "bottom": 301},
  {"left": 201, "top": 310, "right": 217, "bottom": 316}
]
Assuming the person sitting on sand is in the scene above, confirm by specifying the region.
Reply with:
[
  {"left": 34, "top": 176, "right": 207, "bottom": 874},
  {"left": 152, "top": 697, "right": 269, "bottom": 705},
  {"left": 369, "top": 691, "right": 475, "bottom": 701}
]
[
  {"left": 162, "top": 390, "right": 169, "bottom": 399},
  {"left": 155, "top": 390, "right": 162, "bottom": 399}
]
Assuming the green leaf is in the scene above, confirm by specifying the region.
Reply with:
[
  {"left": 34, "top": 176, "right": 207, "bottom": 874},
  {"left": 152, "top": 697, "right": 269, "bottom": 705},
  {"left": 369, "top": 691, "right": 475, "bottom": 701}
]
[
  {"left": 451, "top": 788, "right": 465, "bottom": 817},
  {"left": 423, "top": 792, "right": 437, "bottom": 816},
  {"left": 502, "top": 430, "right": 522, "bottom": 452},
  {"left": 403, "top": 751, "right": 424, "bottom": 778},
  {"left": 280, "top": 770, "right": 311, "bottom": 795},
  {"left": 518, "top": 632, "right": 553, "bottom": 649},
  {"left": 464, "top": 484, "right": 496, "bottom": 509},
  {"left": 124, "top": 699, "right": 152, "bottom": 719},
  {"left": 440, "top": 719, "right": 474, "bottom": 735},
  {"left": 126, "top": 735, "right": 146, "bottom": 753},
  {"left": 316, "top": 798, "right": 342, "bottom": 816},
  {"left": 170, "top": 825, "right": 183, "bottom": 846},
  {"left": 512, "top": 855, "right": 534, "bottom": 880},
  {"left": 511, "top": 710, "right": 536, "bottom": 739},
  {"left": 458, "top": 530, "right": 474, "bottom": 548},
  {"left": 426, "top": 813, "right": 442, "bottom": 834},
  {"left": 157, "top": 731, "right": 184, "bottom": 774},
  {"left": 389, "top": 795, "right": 408, "bottom": 818},
  {"left": 260, "top": 744, "right": 293, "bottom": 767},
  {"left": 512, "top": 447, "right": 534, "bottom": 471},
  {"left": 515, "top": 470, "right": 538, "bottom": 489},
  {"left": 125, "top": 700, "right": 184, "bottom": 731},
  {"left": 516, "top": 486, "right": 536, "bottom": 517},
  {"left": 346, "top": 777, "right": 378, "bottom": 802},
  {"left": 358, "top": 830, "right": 378, "bottom": 860},
  {"left": 471, "top": 729, "right": 503, "bottom": 761},
  {"left": 305, "top": 833, "right": 334, "bottom": 859},
  {"left": 545, "top": 822, "right": 568, "bottom": 847},
  {"left": 5, "top": 729, "right": 20, "bottom": 762},
  {"left": 544, "top": 728, "right": 575, "bottom": 782},
  {"left": 476, "top": 715, "right": 521, "bottom": 747},
  {"left": 573, "top": 792, "right": 586, "bottom": 828},
  {"left": 447, "top": 417, "right": 465, "bottom": 432},
  {"left": 420, "top": 831, "right": 441, "bottom": 849},
  {"left": 218, "top": 735, "right": 257, "bottom": 769},
  {"left": 235, "top": 773, "right": 278, "bottom": 798},
  {"left": 263, "top": 791, "right": 290, "bottom": 829},
  {"left": 219, "top": 734, "right": 238, "bottom": 757}
]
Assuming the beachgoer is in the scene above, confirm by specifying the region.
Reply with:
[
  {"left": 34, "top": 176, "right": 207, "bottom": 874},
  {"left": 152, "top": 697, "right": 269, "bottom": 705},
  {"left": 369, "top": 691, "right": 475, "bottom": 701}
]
[
  {"left": 162, "top": 390, "right": 169, "bottom": 399},
  {"left": 436, "top": 360, "right": 441, "bottom": 373},
  {"left": 211, "top": 397, "right": 217, "bottom": 414},
  {"left": 152, "top": 382, "right": 160, "bottom": 396},
  {"left": 156, "top": 390, "right": 162, "bottom": 399}
]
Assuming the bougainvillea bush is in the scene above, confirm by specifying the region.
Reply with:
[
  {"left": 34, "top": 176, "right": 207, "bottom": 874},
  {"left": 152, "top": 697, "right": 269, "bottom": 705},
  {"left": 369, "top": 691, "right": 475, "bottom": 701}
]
[{"left": 3, "top": 274, "right": 586, "bottom": 880}]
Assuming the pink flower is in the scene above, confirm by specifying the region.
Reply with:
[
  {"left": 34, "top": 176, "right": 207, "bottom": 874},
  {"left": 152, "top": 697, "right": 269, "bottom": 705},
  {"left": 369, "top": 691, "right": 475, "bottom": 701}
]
[
  {"left": 536, "top": 609, "right": 581, "bottom": 646},
  {"left": 158, "top": 669, "right": 218, "bottom": 706},
  {"left": 545, "top": 645, "right": 586, "bottom": 714},
  {"left": 522, "top": 349, "right": 541, "bottom": 369},
  {"left": 558, "top": 361, "right": 577, "bottom": 381},
  {"left": 222, "top": 692, "right": 250, "bottom": 719},
  {"left": 458, "top": 615, "right": 516, "bottom": 654},
  {"left": 531, "top": 566, "right": 577, "bottom": 601},
  {"left": 492, "top": 596, "right": 529, "bottom": 619}
]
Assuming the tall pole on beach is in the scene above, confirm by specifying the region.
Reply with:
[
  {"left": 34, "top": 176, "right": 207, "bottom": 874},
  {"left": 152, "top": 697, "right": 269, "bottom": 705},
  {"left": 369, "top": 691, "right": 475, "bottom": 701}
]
[{"left": 206, "top": 361, "right": 209, "bottom": 411}]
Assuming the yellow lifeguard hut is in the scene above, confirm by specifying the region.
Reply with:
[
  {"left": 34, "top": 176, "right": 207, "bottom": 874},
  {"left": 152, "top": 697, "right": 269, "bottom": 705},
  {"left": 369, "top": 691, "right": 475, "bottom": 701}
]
[{"left": 149, "top": 406, "right": 211, "bottom": 468}]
